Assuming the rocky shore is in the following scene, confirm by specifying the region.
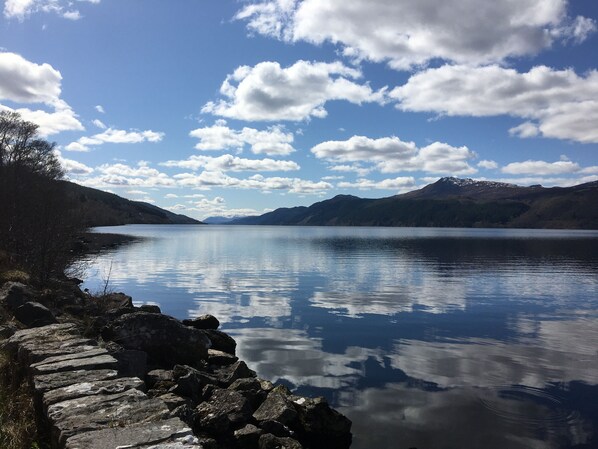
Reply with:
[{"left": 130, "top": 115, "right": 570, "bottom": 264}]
[{"left": 0, "top": 280, "right": 352, "bottom": 449}]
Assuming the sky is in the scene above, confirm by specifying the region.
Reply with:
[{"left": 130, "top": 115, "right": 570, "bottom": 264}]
[{"left": 1, "top": 0, "right": 597, "bottom": 220}]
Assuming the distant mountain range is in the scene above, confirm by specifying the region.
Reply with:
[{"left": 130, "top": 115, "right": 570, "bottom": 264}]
[
  {"left": 63, "top": 181, "right": 201, "bottom": 226},
  {"left": 202, "top": 215, "right": 246, "bottom": 224},
  {"left": 230, "top": 177, "right": 598, "bottom": 229}
]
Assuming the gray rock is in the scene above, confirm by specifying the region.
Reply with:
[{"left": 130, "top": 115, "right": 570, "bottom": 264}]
[
  {"left": 64, "top": 417, "right": 194, "bottom": 449},
  {"left": 43, "top": 377, "right": 145, "bottom": 407},
  {"left": 260, "top": 420, "right": 294, "bottom": 438},
  {"left": 30, "top": 348, "right": 108, "bottom": 369},
  {"left": 253, "top": 392, "right": 298, "bottom": 427},
  {"left": 234, "top": 423, "right": 263, "bottom": 448},
  {"left": 3, "top": 323, "right": 79, "bottom": 354},
  {"left": 47, "top": 389, "right": 169, "bottom": 445},
  {"left": 0, "top": 282, "right": 36, "bottom": 310},
  {"left": 147, "top": 369, "right": 174, "bottom": 388},
  {"left": 0, "top": 322, "right": 18, "bottom": 339},
  {"left": 139, "top": 304, "right": 162, "bottom": 314},
  {"left": 194, "top": 389, "right": 253, "bottom": 434},
  {"left": 33, "top": 369, "right": 119, "bottom": 394},
  {"left": 14, "top": 301, "right": 57, "bottom": 327},
  {"left": 172, "top": 365, "right": 218, "bottom": 403},
  {"left": 207, "top": 349, "right": 238, "bottom": 366},
  {"left": 102, "top": 312, "right": 210, "bottom": 367},
  {"left": 201, "top": 329, "right": 236, "bottom": 355},
  {"left": 259, "top": 433, "right": 303, "bottom": 449},
  {"left": 228, "top": 378, "right": 267, "bottom": 409},
  {"left": 214, "top": 360, "right": 256, "bottom": 387},
  {"left": 32, "top": 354, "right": 118, "bottom": 375},
  {"left": 158, "top": 393, "right": 191, "bottom": 411},
  {"left": 295, "top": 396, "right": 352, "bottom": 449},
  {"left": 19, "top": 338, "right": 97, "bottom": 364},
  {"left": 182, "top": 314, "right": 220, "bottom": 330},
  {"left": 113, "top": 349, "right": 148, "bottom": 378}
]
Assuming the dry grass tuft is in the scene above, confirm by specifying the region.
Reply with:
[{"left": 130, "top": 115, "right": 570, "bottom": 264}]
[{"left": 0, "top": 350, "right": 45, "bottom": 449}]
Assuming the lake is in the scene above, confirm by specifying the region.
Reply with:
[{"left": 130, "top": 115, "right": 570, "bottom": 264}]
[{"left": 82, "top": 225, "right": 598, "bottom": 449}]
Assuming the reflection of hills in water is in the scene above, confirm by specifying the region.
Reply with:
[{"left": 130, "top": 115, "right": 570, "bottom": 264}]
[{"left": 82, "top": 226, "right": 598, "bottom": 449}]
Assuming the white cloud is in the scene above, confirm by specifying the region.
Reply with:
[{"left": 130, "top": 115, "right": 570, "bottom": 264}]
[
  {"left": 62, "top": 10, "right": 81, "bottom": 20},
  {"left": 175, "top": 171, "right": 332, "bottom": 194},
  {"left": 202, "top": 60, "right": 386, "bottom": 121},
  {"left": 80, "top": 162, "right": 175, "bottom": 188},
  {"left": 164, "top": 193, "right": 179, "bottom": 199},
  {"left": 95, "top": 105, "right": 105, "bottom": 114},
  {"left": 391, "top": 64, "right": 598, "bottom": 144},
  {"left": 4, "top": 0, "right": 100, "bottom": 20},
  {"left": 54, "top": 149, "right": 93, "bottom": 175},
  {"left": 190, "top": 122, "right": 295, "bottom": 155},
  {"left": 66, "top": 127, "right": 164, "bottom": 152},
  {"left": 312, "top": 135, "right": 477, "bottom": 175},
  {"left": 337, "top": 177, "right": 416, "bottom": 192},
  {"left": 501, "top": 160, "right": 582, "bottom": 175},
  {"left": 161, "top": 154, "right": 300, "bottom": 172},
  {"left": 92, "top": 119, "right": 107, "bottom": 129},
  {"left": 0, "top": 52, "right": 83, "bottom": 136},
  {"left": 478, "top": 160, "right": 499, "bottom": 170},
  {"left": 236, "top": 0, "right": 595, "bottom": 69}
]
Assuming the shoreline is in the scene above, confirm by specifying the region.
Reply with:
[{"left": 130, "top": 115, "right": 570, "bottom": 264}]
[{"left": 0, "top": 279, "right": 352, "bottom": 449}]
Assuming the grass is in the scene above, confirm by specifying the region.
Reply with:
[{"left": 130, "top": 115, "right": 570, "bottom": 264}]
[{"left": 0, "top": 350, "right": 46, "bottom": 449}]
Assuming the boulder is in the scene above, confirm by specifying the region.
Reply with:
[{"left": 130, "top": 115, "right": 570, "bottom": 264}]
[
  {"left": 14, "top": 301, "right": 57, "bottom": 327},
  {"left": 182, "top": 314, "right": 220, "bottom": 330},
  {"left": 158, "top": 393, "right": 192, "bottom": 411},
  {"left": 228, "top": 378, "right": 267, "bottom": 409},
  {"left": 33, "top": 369, "right": 119, "bottom": 394},
  {"left": 253, "top": 391, "right": 298, "bottom": 427},
  {"left": 0, "top": 322, "right": 18, "bottom": 339},
  {"left": 147, "top": 369, "right": 174, "bottom": 388},
  {"left": 112, "top": 349, "right": 148, "bottom": 378},
  {"left": 213, "top": 360, "right": 256, "bottom": 387},
  {"left": 172, "top": 365, "right": 218, "bottom": 403},
  {"left": 295, "top": 396, "right": 352, "bottom": 449},
  {"left": 139, "top": 304, "right": 162, "bottom": 314},
  {"left": 0, "top": 282, "right": 36, "bottom": 310},
  {"left": 234, "top": 423, "right": 263, "bottom": 448},
  {"left": 101, "top": 312, "right": 210, "bottom": 367},
  {"left": 43, "top": 377, "right": 145, "bottom": 408},
  {"left": 201, "top": 329, "right": 236, "bottom": 355},
  {"left": 207, "top": 349, "right": 238, "bottom": 367},
  {"left": 259, "top": 433, "right": 303, "bottom": 449},
  {"left": 194, "top": 388, "right": 253, "bottom": 435}
]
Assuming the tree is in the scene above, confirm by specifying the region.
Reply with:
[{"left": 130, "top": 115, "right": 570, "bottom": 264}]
[{"left": 0, "top": 111, "right": 85, "bottom": 284}]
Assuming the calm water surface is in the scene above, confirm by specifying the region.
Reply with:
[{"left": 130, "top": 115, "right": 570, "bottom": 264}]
[{"left": 82, "top": 225, "right": 598, "bottom": 449}]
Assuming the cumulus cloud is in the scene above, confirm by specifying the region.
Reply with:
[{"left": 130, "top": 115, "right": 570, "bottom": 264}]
[
  {"left": 161, "top": 154, "right": 300, "bottom": 172},
  {"left": 502, "top": 160, "right": 582, "bottom": 175},
  {"left": 175, "top": 171, "right": 332, "bottom": 194},
  {"left": 311, "top": 135, "right": 477, "bottom": 175},
  {"left": 190, "top": 121, "right": 295, "bottom": 155},
  {"left": 202, "top": 60, "right": 386, "bottom": 121},
  {"left": 337, "top": 177, "right": 416, "bottom": 192},
  {"left": 54, "top": 149, "right": 93, "bottom": 175},
  {"left": 65, "top": 127, "right": 164, "bottom": 152},
  {"left": 236, "top": 0, "right": 595, "bottom": 69},
  {"left": 391, "top": 64, "right": 598, "bottom": 143},
  {"left": 92, "top": 119, "right": 107, "bottom": 129},
  {"left": 0, "top": 52, "right": 83, "bottom": 136},
  {"left": 4, "top": 0, "right": 100, "bottom": 20},
  {"left": 80, "top": 162, "right": 175, "bottom": 188},
  {"left": 478, "top": 160, "right": 499, "bottom": 170}
]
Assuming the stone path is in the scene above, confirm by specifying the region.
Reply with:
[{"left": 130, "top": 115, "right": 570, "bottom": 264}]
[{"left": 3, "top": 323, "right": 204, "bottom": 449}]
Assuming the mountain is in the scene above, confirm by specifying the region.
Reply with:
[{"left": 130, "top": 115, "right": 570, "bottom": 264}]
[
  {"left": 231, "top": 178, "right": 598, "bottom": 229},
  {"left": 203, "top": 215, "right": 246, "bottom": 224},
  {"left": 62, "top": 181, "right": 201, "bottom": 226}
]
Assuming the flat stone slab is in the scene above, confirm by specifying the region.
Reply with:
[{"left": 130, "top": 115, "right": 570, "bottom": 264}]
[
  {"left": 43, "top": 377, "right": 145, "bottom": 407},
  {"left": 31, "top": 348, "right": 108, "bottom": 369},
  {"left": 24, "top": 341, "right": 99, "bottom": 364},
  {"left": 47, "top": 389, "right": 169, "bottom": 445},
  {"left": 64, "top": 418, "right": 196, "bottom": 449},
  {"left": 4, "top": 323, "right": 79, "bottom": 352},
  {"left": 32, "top": 354, "right": 118, "bottom": 375},
  {"left": 34, "top": 369, "right": 119, "bottom": 393}
]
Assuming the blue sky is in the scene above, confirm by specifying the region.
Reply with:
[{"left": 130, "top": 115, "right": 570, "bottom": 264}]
[{"left": 1, "top": 0, "right": 597, "bottom": 220}]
